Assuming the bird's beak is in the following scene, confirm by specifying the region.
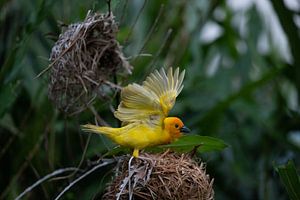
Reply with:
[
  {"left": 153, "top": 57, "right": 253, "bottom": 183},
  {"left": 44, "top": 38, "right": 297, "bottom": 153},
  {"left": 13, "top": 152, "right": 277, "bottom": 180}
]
[{"left": 180, "top": 126, "right": 191, "bottom": 133}]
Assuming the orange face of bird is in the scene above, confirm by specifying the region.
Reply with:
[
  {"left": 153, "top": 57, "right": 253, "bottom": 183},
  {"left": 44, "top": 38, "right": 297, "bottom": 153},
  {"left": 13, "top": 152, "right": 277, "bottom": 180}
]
[{"left": 164, "top": 117, "right": 190, "bottom": 140}]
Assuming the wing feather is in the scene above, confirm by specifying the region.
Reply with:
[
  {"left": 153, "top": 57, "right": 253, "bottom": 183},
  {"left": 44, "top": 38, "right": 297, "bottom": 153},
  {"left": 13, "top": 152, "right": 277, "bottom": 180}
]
[{"left": 114, "top": 67, "right": 185, "bottom": 125}]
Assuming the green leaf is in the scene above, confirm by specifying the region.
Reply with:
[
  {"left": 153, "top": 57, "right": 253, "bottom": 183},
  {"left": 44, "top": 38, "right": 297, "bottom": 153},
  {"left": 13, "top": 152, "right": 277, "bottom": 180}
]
[
  {"left": 275, "top": 160, "right": 300, "bottom": 200},
  {"left": 0, "top": 81, "right": 21, "bottom": 118},
  {"left": 105, "top": 146, "right": 131, "bottom": 157},
  {"left": 0, "top": 0, "right": 55, "bottom": 84},
  {"left": 103, "top": 136, "right": 227, "bottom": 157},
  {"left": 152, "top": 135, "right": 228, "bottom": 153}
]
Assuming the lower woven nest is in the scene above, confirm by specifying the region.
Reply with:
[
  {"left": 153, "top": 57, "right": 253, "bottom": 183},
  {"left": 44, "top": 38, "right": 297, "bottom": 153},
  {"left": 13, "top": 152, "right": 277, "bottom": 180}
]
[{"left": 103, "top": 152, "right": 214, "bottom": 200}]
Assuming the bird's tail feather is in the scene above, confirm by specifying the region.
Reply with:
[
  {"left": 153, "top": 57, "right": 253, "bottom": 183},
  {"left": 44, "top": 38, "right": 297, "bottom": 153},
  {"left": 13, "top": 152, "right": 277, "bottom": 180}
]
[{"left": 81, "top": 124, "right": 115, "bottom": 136}]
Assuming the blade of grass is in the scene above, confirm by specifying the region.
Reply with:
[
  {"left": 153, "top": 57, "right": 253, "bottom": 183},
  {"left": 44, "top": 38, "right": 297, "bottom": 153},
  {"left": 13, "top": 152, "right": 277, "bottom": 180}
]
[
  {"left": 275, "top": 160, "right": 300, "bottom": 200},
  {"left": 0, "top": 0, "right": 55, "bottom": 84}
]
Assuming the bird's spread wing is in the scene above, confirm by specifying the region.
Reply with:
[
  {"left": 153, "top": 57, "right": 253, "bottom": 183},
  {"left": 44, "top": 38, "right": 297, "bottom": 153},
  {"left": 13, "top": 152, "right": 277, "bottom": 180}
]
[{"left": 114, "top": 68, "right": 185, "bottom": 126}]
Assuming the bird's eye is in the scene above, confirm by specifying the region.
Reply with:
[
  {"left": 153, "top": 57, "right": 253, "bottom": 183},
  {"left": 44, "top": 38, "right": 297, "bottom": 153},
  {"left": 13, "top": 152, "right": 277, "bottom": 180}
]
[{"left": 175, "top": 124, "right": 179, "bottom": 128}]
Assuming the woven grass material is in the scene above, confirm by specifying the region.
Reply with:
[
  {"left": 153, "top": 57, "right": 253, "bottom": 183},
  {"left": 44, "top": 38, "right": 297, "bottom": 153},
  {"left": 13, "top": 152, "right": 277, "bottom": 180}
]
[
  {"left": 103, "top": 152, "right": 214, "bottom": 200},
  {"left": 48, "top": 11, "right": 131, "bottom": 115}
]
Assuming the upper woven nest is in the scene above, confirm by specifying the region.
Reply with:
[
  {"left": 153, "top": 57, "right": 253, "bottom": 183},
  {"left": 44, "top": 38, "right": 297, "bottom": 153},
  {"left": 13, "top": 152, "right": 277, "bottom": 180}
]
[
  {"left": 48, "top": 11, "right": 131, "bottom": 115},
  {"left": 103, "top": 152, "right": 214, "bottom": 200}
]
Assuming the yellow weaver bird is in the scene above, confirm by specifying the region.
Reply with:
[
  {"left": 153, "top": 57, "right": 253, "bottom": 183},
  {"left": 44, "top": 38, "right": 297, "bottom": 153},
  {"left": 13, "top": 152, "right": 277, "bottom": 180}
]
[{"left": 81, "top": 67, "right": 190, "bottom": 157}]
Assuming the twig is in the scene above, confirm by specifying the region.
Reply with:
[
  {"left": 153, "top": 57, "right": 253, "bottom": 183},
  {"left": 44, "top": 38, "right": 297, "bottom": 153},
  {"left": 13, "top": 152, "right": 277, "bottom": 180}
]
[
  {"left": 128, "top": 53, "right": 153, "bottom": 60},
  {"left": 0, "top": 135, "right": 16, "bottom": 160},
  {"left": 28, "top": 162, "right": 50, "bottom": 199},
  {"left": 51, "top": 133, "right": 92, "bottom": 181},
  {"left": 94, "top": 115, "right": 113, "bottom": 154},
  {"left": 88, "top": 105, "right": 110, "bottom": 126},
  {"left": 54, "top": 159, "right": 116, "bottom": 200},
  {"left": 92, "top": 166, "right": 115, "bottom": 199},
  {"left": 1, "top": 133, "right": 45, "bottom": 199},
  {"left": 103, "top": 80, "right": 122, "bottom": 90},
  {"left": 15, "top": 167, "right": 79, "bottom": 200},
  {"left": 75, "top": 133, "right": 92, "bottom": 173},
  {"left": 189, "top": 145, "right": 202, "bottom": 158}
]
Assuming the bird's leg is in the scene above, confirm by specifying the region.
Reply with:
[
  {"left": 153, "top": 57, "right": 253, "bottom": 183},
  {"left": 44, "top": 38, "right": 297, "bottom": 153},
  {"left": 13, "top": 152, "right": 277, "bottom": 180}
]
[{"left": 132, "top": 148, "right": 139, "bottom": 158}]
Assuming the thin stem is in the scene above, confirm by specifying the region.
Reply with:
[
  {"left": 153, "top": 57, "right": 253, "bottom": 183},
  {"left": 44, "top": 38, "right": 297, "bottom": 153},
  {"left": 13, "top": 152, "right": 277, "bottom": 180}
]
[
  {"left": 137, "top": 4, "right": 164, "bottom": 57},
  {"left": 1, "top": 134, "right": 45, "bottom": 199},
  {"left": 88, "top": 105, "right": 109, "bottom": 126},
  {"left": 51, "top": 133, "right": 92, "bottom": 181},
  {"left": 15, "top": 168, "right": 79, "bottom": 200},
  {"left": 124, "top": 0, "right": 147, "bottom": 44},
  {"left": 113, "top": 72, "right": 121, "bottom": 127},
  {"left": 54, "top": 159, "right": 116, "bottom": 200},
  {"left": 119, "top": 0, "right": 129, "bottom": 25}
]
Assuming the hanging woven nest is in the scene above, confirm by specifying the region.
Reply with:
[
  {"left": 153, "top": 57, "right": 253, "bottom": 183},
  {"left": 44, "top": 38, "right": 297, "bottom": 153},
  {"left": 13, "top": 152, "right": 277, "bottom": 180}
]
[
  {"left": 48, "top": 11, "right": 132, "bottom": 115},
  {"left": 103, "top": 152, "right": 214, "bottom": 200}
]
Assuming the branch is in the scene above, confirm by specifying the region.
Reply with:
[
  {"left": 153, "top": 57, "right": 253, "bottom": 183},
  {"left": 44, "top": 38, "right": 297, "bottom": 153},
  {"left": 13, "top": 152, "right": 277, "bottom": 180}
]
[
  {"left": 54, "top": 159, "right": 116, "bottom": 200},
  {"left": 88, "top": 105, "right": 110, "bottom": 126},
  {"left": 1, "top": 133, "right": 45, "bottom": 199},
  {"left": 15, "top": 167, "right": 79, "bottom": 200}
]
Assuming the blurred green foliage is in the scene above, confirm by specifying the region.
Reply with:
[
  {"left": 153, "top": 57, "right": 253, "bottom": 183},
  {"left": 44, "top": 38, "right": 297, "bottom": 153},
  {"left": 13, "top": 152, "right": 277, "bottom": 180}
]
[{"left": 0, "top": 0, "right": 300, "bottom": 199}]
